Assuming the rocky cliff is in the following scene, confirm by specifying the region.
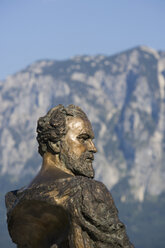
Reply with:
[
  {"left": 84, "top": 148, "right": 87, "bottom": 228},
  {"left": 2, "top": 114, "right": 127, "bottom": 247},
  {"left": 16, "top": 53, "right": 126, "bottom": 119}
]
[{"left": 1, "top": 46, "right": 165, "bottom": 247}]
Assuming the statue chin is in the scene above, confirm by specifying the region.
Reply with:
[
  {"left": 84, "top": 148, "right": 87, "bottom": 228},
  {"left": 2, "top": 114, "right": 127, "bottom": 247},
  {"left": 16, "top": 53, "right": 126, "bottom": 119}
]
[
  {"left": 62, "top": 153, "right": 95, "bottom": 178},
  {"left": 70, "top": 162, "right": 95, "bottom": 179}
]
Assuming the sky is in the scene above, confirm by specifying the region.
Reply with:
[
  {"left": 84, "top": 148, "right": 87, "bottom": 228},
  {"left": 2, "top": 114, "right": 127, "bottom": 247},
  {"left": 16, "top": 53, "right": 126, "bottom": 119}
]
[{"left": 0, "top": 0, "right": 165, "bottom": 80}]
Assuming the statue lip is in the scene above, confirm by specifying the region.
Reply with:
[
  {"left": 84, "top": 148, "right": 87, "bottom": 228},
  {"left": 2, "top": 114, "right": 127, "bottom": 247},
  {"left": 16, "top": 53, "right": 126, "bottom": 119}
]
[{"left": 86, "top": 155, "right": 94, "bottom": 161}]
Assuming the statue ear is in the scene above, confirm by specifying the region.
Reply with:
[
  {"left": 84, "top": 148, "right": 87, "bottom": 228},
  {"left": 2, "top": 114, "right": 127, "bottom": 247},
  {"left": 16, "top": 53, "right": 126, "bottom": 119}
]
[{"left": 48, "top": 141, "right": 61, "bottom": 154}]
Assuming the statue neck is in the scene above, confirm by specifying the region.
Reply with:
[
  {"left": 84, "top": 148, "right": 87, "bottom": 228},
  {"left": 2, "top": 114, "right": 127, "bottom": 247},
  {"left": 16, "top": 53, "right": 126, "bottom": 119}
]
[
  {"left": 28, "top": 152, "right": 74, "bottom": 188},
  {"left": 41, "top": 152, "right": 74, "bottom": 176}
]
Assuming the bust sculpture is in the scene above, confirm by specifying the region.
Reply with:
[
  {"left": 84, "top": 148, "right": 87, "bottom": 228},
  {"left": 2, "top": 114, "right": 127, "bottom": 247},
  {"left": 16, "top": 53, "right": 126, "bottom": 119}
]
[{"left": 5, "top": 104, "right": 134, "bottom": 248}]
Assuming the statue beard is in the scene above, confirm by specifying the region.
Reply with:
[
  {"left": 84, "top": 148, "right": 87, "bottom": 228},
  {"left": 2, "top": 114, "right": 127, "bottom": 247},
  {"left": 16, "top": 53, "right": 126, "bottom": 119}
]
[{"left": 60, "top": 149, "right": 95, "bottom": 178}]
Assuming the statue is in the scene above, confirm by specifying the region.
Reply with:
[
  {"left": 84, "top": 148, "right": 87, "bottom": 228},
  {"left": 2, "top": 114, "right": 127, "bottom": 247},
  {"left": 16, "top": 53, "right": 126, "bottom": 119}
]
[{"left": 5, "top": 105, "right": 134, "bottom": 248}]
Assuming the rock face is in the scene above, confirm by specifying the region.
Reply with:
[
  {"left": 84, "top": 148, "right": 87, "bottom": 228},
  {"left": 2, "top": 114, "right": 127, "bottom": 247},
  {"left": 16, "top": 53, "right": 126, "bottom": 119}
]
[{"left": 1, "top": 46, "right": 165, "bottom": 247}]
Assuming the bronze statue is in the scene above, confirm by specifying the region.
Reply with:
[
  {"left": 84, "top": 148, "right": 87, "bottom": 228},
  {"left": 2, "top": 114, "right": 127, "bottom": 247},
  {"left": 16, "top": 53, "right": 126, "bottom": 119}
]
[{"left": 6, "top": 105, "right": 134, "bottom": 248}]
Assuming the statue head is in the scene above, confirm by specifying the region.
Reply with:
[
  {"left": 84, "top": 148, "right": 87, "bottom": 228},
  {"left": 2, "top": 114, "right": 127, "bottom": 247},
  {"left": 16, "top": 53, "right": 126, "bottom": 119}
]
[{"left": 37, "top": 104, "right": 97, "bottom": 178}]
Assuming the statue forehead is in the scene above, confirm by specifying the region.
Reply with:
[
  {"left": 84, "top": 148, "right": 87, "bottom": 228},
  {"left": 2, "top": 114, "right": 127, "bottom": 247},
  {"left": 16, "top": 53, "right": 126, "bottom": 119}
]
[{"left": 66, "top": 116, "right": 94, "bottom": 136}]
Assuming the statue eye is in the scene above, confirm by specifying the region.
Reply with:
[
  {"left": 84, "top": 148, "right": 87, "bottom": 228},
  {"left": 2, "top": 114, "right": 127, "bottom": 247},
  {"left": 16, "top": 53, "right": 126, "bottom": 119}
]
[{"left": 78, "top": 134, "right": 89, "bottom": 142}]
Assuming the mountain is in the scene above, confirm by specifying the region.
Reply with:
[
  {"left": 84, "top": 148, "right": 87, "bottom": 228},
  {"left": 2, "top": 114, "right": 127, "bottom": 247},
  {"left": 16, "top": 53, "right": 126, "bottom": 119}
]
[{"left": 0, "top": 46, "right": 165, "bottom": 247}]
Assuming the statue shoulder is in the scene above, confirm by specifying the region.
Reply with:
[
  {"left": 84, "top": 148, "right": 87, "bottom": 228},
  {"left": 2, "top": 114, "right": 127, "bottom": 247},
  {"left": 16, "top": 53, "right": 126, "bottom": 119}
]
[
  {"left": 76, "top": 178, "right": 133, "bottom": 248},
  {"left": 5, "top": 187, "right": 26, "bottom": 214},
  {"left": 79, "top": 177, "right": 116, "bottom": 208}
]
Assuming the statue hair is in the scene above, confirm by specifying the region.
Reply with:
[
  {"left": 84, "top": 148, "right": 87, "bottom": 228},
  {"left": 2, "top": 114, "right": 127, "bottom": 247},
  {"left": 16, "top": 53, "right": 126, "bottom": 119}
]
[{"left": 36, "top": 104, "right": 88, "bottom": 156}]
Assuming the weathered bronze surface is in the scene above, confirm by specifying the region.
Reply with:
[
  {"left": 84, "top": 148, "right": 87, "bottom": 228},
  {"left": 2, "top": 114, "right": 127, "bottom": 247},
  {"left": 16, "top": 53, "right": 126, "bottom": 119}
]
[{"left": 6, "top": 105, "right": 134, "bottom": 248}]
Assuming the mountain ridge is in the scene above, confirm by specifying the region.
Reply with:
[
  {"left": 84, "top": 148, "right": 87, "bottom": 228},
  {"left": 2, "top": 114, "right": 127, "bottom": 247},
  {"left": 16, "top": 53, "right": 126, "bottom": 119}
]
[
  {"left": 1, "top": 45, "right": 165, "bottom": 201},
  {"left": 1, "top": 45, "right": 165, "bottom": 247}
]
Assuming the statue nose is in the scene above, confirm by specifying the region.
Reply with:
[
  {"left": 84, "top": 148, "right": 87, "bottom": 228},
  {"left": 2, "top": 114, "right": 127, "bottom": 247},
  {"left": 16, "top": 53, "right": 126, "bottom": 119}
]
[{"left": 88, "top": 140, "right": 97, "bottom": 153}]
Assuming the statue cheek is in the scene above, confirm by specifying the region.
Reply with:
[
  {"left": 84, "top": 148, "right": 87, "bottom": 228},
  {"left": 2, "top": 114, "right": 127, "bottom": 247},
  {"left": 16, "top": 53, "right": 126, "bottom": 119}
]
[{"left": 72, "top": 144, "right": 87, "bottom": 157}]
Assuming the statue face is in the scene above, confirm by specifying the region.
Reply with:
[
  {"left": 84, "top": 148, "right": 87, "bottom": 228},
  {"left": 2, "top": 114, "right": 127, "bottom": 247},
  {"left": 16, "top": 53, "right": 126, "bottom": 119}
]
[{"left": 60, "top": 117, "right": 97, "bottom": 178}]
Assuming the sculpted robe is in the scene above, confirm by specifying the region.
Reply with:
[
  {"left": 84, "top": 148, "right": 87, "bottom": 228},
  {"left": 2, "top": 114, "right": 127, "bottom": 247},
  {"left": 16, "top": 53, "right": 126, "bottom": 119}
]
[{"left": 6, "top": 175, "right": 134, "bottom": 248}]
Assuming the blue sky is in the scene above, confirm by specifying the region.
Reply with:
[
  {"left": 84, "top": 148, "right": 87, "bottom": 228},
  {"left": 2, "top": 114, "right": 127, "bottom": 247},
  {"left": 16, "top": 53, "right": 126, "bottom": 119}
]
[{"left": 0, "top": 0, "right": 164, "bottom": 80}]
